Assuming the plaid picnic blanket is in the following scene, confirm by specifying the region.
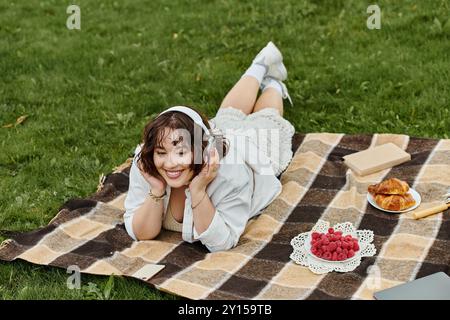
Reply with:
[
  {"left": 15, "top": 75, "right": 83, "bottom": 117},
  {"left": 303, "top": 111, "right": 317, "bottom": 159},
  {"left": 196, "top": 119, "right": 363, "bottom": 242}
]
[{"left": 0, "top": 133, "right": 449, "bottom": 300}]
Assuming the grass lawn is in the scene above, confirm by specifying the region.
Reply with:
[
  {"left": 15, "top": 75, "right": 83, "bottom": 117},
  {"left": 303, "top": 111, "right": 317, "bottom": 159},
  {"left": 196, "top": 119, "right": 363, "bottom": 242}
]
[{"left": 0, "top": 0, "right": 449, "bottom": 299}]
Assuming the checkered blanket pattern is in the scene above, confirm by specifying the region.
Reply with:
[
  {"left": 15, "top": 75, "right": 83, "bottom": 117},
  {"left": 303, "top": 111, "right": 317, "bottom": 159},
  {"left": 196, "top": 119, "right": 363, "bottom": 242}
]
[{"left": 1, "top": 133, "right": 449, "bottom": 299}]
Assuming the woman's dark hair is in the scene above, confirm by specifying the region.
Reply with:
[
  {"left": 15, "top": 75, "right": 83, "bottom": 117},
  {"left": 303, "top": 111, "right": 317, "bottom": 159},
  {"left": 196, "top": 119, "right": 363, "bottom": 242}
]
[{"left": 137, "top": 106, "right": 229, "bottom": 181}]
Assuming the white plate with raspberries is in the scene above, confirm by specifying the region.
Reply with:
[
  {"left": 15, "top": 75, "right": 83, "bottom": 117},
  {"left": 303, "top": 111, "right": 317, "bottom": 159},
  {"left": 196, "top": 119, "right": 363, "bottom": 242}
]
[
  {"left": 304, "top": 228, "right": 361, "bottom": 263},
  {"left": 290, "top": 220, "right": 377, "bottom": 274}
]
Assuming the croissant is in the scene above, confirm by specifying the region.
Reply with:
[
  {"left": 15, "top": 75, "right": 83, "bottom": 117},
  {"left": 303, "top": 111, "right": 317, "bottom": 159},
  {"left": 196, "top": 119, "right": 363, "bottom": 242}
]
[
  {"left": 368, "top": 178, "right": 409, "bottom": 195},
  {"left": 374, "top": 193, "right": 416, "bottom": 211}
]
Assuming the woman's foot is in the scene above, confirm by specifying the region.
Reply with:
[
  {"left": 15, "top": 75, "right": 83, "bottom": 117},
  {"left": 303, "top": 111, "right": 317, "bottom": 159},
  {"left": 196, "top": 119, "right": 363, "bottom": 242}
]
[
  {"left": 243, "top": 41, "right": 288, "bottom": 85},
  {"left": 254, "top": 41, "right": 287, "bottom": 82},
  {"left": 252, "top": 41, "right": 283, "bottom": 71},
  {"left": 267, "top": 60, "right": 287, "bottom": 82},
  {"left": 261, "top": 77, "right": 293, "bottom": 106},
  {"left": 243, "top": 41, "right": 283, "bottom": 85}
]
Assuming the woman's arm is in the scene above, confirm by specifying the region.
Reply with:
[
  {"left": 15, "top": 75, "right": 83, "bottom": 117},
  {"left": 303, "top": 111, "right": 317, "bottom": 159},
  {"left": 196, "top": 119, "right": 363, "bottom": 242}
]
[
  {"left": 191, "top": 188, "right": 215, "bottom": 235},
  {"left": 131, "top": 191, "right": 165, "bottom": 240},
  {"left": 124, "top": 144, "right": 166, "bottom": 241},
  {"left": 188, "top": 147, "right": 252, "bottom": 252},
  {"left": 191, "top": 183, "right": 251, "bottom": 252}
]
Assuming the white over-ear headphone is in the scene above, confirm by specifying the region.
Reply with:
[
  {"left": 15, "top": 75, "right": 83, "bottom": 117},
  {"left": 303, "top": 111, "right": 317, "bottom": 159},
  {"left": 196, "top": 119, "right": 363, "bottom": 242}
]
[
  {"left": 158, "top": 106, "right": 222, "bottom": 162},
  {"left": 159, "top": 106, "right": 211, "bottom": 135}
]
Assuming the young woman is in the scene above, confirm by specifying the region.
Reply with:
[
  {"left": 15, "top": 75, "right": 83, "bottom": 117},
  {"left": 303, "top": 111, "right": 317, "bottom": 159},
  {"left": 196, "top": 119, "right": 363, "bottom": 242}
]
[{"left": 124, "top": 41, "right": 295, "bottom": 252}]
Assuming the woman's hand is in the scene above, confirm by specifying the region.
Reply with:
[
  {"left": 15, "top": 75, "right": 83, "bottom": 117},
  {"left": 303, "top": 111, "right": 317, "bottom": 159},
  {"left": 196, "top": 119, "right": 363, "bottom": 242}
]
[
  {"left": 189, "top": 147, "right": 220, "bottom": 194},
  {"left": 137, "top": 160, "right": 167, "bottom": 196}
]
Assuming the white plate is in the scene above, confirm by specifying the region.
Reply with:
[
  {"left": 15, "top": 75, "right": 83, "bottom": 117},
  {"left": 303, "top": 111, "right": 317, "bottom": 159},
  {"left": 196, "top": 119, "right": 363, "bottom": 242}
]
[
  {"left": 367, "top": 188, "right": 421, "bottom": 213},
  {"left": 304, "top": 232, "right": 363, "bottom": 263}
]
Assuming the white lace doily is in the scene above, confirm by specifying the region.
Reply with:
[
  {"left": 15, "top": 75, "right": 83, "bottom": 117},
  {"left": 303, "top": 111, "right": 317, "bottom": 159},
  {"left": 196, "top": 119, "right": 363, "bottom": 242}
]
[{"left": 290, "top": 220, "right": 377, "bottom": 274}]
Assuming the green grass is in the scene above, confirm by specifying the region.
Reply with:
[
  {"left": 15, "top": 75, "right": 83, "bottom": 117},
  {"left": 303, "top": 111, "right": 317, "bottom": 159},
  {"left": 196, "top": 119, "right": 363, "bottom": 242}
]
[{"left": 0, "top": 0, "right": 449, "bottom": 299}]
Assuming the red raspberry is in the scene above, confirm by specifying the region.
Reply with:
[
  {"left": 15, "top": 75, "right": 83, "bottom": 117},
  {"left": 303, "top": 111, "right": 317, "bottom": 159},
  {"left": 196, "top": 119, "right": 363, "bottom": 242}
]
[
  {"left": 323, "top": 252, "right": 332, "bottom": 260},
  {"left": 328, "top": 242, "right": 337, "bottom": 252},
  {"left": 336, "top": 241, "right": 342, "bottom": 248},
  {"left": 328, "top": 228, "right": 335, "bottom": 234},
  {"left": 317, "top": 250, "right": 323, "bottom": 257},
  {"left": 348, "top": 250, "right": 355, "bottom": 258},
  {"left": 353, "top": 242, "right": 360, "bottom": 251},
  {"left": 345, "top": 235, "right": 353, "bottom": 242},
  {"left": 332, "top": 252, "right": 338, "bottom": 261},
  {"left": 335, "top": 231, "right": 343, "bottom": 236},
  {"left": 336, "top": 247, "right": 342, "bottom": 254},
  {"left": 343, "top": 249, "right": 348, "bottom": 256},
  {"left": 312, "top": 232, "right": 320, "bottom": 240},
  {"left": 321, "top": 245, "right": 328, "bottom": 252},
  {"left": 337, "top": 253, "right": 347, "bottom": 261},
  {"left": 322, "top": 238, "right": 330, "bottom": 245}
]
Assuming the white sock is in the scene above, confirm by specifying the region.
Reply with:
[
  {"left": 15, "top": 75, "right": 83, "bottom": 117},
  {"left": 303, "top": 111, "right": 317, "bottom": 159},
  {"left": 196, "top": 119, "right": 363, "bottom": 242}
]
[
  {"left": 242, "top": 63, "right": 266, "bottom": 85},
  {"left": 262, "top": 78, "right": 283, "bottom": 97}
]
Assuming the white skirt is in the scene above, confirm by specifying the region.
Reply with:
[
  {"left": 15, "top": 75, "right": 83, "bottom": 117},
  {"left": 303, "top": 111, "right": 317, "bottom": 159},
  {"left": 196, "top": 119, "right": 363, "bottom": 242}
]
[{"left": 209, "top": 107, "right": 295, "bottom": 177}]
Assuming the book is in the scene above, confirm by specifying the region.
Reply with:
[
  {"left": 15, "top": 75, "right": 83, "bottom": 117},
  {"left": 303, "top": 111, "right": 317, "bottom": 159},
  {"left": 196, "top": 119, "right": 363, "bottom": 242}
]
[{"left": 343, "top": 142, "right": 411, "bottom": 176}]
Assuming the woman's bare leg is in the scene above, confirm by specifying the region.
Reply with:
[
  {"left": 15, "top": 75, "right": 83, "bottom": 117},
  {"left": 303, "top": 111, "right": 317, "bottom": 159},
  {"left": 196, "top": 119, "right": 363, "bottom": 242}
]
[
  {"left": 252, "top": 87, "right": 284, "bottom": 116},
  {"left": 219, "top": 76, "right": 260, "bottom": 115}
]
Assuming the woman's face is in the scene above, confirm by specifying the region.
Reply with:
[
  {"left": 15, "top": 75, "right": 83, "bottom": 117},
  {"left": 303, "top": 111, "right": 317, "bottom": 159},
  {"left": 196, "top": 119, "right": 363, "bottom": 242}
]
[{"left": 153, "top": 128, "right": 194, "bottom": 188}]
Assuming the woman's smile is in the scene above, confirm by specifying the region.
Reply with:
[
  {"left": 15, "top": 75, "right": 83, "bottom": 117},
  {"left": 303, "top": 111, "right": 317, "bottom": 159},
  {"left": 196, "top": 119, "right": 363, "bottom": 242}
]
[{"left": 164, "top": 169, "right": 184, "bottom": 179}]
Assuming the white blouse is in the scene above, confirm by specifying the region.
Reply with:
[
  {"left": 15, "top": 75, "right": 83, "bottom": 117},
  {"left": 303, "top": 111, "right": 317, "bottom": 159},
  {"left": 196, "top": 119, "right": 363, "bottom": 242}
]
[{"left": 123, "top": 134, "right": 282, "bottom": 252}]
